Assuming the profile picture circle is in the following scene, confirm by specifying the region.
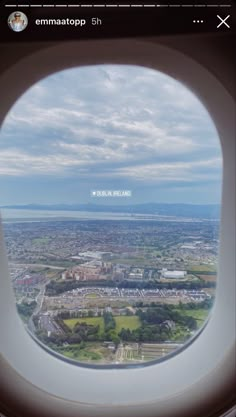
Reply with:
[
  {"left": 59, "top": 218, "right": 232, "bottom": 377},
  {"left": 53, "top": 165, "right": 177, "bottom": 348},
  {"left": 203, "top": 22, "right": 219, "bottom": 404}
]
[{"left": 8, "top": 11, "right": 28, "bottom": 32}]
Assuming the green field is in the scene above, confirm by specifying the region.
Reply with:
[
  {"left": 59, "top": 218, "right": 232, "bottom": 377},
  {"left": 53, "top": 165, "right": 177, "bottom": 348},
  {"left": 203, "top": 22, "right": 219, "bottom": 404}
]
[
  {"left": 183, "top": 309, "right": 210, "bottom": 327},
  {"left": 64, "top": 315, "right": 141, "bottom": 336},
  {"left": 85, "top": 293, "right": 100, "bottom": 299},
  {"left": 187, "top": 264, "right": 217, "bottom": 272},
  {"left": 64, "top": 317, "right": 105, "bottom": 335},
  {"left": 174, "top": 308, "right": 210, "bottom": 330},
  {"left": 55, "top": 342, "right": 109, "bottom": 362},
  {"left": 64, "top": 311, "right": 206, "bottom": 333},
  {"left": 114, "top": 315, "right": 141, "bottom": 333},
  {"left": 110, "top": 257, "right": 147, "bottom": 266}
]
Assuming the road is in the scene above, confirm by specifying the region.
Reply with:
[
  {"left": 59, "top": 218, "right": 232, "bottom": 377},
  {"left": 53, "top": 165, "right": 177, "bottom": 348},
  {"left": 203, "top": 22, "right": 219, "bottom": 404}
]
[
  {"left": 38, "top": 314, "right": 62, "bottom": 334},
  {"left": 11, "top": 262, "right": 65, "bottom": 270},
  {"left": 27, "top": 280, "right": 49, "bottom": 333}
]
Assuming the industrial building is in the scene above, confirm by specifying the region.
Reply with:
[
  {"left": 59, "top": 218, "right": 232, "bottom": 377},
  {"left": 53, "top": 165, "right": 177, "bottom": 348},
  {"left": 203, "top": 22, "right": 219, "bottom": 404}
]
[{"left": 161, "top": 268, "right": 187, "bottom": 279}]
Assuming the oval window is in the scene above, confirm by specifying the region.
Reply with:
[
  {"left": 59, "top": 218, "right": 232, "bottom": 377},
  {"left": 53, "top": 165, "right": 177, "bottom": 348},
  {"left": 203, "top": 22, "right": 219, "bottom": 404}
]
[{"left": 0, "top": 65, "right": 222, "bottom": 366}]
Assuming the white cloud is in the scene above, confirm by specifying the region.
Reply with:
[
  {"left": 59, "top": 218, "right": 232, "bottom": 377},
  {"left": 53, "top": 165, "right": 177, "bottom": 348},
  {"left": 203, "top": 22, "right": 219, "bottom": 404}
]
[
  {"left": 111, "top": 158, "right": 222, "bottom": 183},
  {"left": 0, "top": 65, "right": 222, "bottom": 203}
]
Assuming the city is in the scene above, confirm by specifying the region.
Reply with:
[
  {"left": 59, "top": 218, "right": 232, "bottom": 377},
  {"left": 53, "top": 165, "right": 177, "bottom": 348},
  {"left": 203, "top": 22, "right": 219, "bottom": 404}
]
[{"left": 4, "top": 215, "right": 218, "bottom": 365}]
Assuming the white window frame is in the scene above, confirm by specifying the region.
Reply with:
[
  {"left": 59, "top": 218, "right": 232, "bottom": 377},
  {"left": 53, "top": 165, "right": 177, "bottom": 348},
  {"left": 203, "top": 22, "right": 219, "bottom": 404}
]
[{"left": 0, "top": 38, "right": 235, "bottom": 417}]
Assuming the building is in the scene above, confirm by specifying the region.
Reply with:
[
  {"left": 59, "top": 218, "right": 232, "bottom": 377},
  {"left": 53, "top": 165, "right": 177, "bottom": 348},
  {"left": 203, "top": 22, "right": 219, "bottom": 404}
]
[
  {"left": 161, "top": 268, "right": 187, "bottom": 279},
  {"left": 128, "top": 268, "right": 144, "bottom": 280},
  {"left": 61, "top": 262, "right": 112, "bottom": 281},
  {"left": 15, "top": 274, "right": 44, "bottom": 286}
]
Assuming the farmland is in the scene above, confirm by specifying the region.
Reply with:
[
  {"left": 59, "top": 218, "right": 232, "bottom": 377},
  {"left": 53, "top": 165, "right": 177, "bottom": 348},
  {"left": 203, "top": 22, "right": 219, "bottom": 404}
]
[
  {"left": 183, "top": 308, "right": 210, "bottom": 328},
  {"left": 197, "top": 274, "right": 217, "bottom": 282},
  {"left": 64, "top": 315, "right": 141, "bottom": 336},
  {"left": 114, "top": 316, "right": 141, "bottom": 333},
  {"left": 64, "top": 317, "right": 105, "bottom": 335}
]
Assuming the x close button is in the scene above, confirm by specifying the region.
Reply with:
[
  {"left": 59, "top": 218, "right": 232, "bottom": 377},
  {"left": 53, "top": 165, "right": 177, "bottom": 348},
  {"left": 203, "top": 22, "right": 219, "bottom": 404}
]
[{"left": 217, "top": 15, "right": 230, "bottom": 29}]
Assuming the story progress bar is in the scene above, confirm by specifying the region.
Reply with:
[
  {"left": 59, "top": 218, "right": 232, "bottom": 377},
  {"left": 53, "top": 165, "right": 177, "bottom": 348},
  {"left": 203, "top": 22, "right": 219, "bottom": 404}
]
[{"left": 3, "top": 4, "right": 232, "bottom": 8}]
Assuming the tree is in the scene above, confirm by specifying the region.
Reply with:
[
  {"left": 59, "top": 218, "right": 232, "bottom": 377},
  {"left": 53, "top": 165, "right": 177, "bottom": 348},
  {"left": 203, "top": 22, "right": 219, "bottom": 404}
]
[{"left": 112, "top": 335, "right": 120, "bottom": 348}]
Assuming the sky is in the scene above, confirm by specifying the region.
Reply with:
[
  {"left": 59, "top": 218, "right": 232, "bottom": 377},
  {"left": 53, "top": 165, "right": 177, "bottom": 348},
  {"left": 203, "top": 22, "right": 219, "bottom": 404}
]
[{"left": 0, "top": 65, "right": 222, "bottom": 206}]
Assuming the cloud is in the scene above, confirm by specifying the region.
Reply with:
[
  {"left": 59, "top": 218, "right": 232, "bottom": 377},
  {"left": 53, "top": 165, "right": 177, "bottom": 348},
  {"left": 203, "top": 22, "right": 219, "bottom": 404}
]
[
  {"left": 0, "top": 65, "right": 222, "bottom": 204},
  {"left": 109, "top": 158, "right": 222, "bottom": 183}
]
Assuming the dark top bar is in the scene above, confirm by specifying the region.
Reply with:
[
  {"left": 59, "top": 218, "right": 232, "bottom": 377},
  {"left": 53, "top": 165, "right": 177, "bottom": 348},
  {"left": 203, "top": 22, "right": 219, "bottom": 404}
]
[{"left": 0, "top": 0, "right": 234, "bottom": 42}]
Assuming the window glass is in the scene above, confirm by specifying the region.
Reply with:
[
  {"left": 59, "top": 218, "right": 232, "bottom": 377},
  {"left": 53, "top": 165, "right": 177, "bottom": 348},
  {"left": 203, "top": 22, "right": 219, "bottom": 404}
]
[{"left": 0, "top": 65, "right": 222, "bottom": 365}]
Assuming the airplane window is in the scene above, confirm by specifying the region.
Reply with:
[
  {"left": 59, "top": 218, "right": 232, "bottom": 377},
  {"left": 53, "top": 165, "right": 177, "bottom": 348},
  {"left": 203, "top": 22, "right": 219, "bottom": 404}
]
[{"left": 0, "top": 64, "right": 222, "bottom": 366}]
